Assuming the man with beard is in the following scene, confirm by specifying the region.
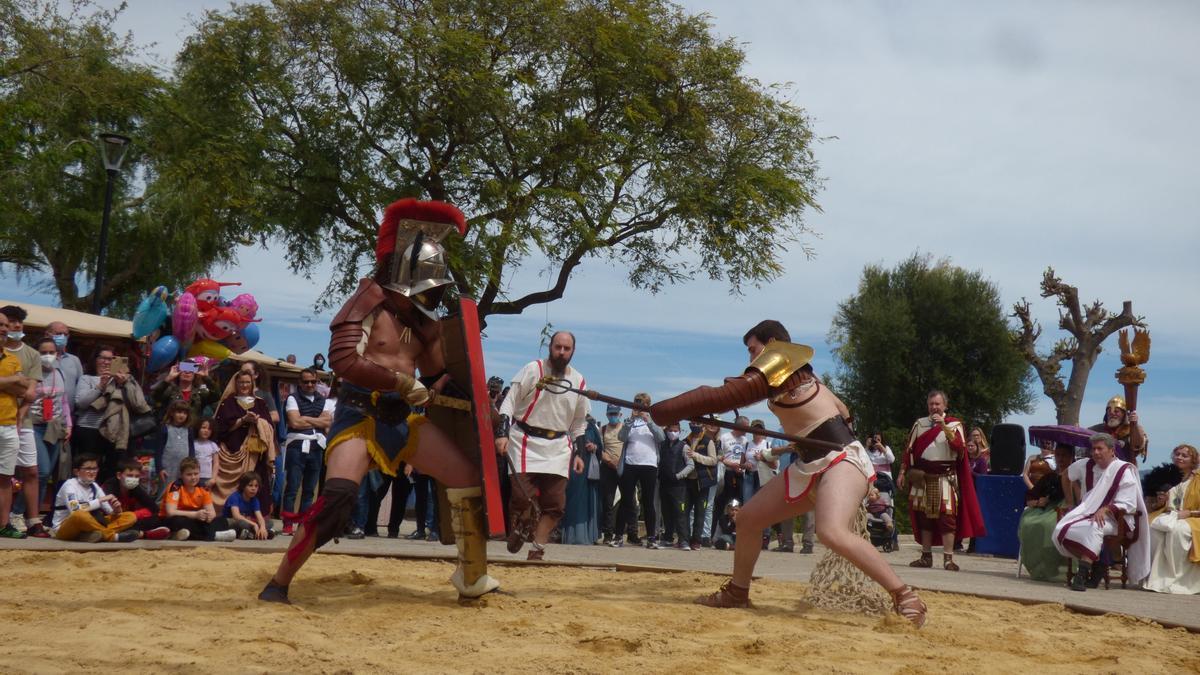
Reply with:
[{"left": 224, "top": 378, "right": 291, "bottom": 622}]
[
  {"left": 496, "top": 331, "right": 590, "bottom": 560},
  {"left": 1088, "top": 396, "right": 1147, "bottom": 464}
]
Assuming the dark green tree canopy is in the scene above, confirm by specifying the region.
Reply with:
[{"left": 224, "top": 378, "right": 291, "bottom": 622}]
[
  {"left": 171, "top": 0, "right": 823, "bottom": 319},
  {"left": 0, "top": 0, "right": 257, "bottom": 314},
  {"left": 829, "top": 254, "right": 1034, "bottom": 435}
]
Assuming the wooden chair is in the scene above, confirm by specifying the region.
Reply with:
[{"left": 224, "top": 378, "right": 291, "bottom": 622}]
[{"left": 1063, "top": 509, "right": 1139, "bottom": 589}]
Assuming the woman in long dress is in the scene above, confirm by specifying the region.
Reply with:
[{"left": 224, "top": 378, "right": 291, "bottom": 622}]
[
  {"left": 212, "top": 371, "right": 277, "bottom": 512},
  {"left": 1145, "top": 444, "right": 1200, "bottom": 594},
  {"left": 1018, "top": 444, "right": 1076, "bottom": 581},
  {"left": 560, "top": 417, "right": 602, "bottom": 545}
]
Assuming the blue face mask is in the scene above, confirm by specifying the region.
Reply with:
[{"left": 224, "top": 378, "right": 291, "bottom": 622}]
[
  {"left": 607, "top": 414, "right": 620, "bottom": 424},
  {"left": 51, "top": 334, "right": 67, "bottom": 349}
]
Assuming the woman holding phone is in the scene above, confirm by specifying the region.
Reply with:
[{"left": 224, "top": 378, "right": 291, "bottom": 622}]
[{"left": 150, "top": 359, "right": 220, "bottom": 422}]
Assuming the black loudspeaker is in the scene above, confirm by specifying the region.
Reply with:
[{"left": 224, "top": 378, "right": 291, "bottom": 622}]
[{"left": 989, "top": 423, "right": 1026, "bottom": 475}]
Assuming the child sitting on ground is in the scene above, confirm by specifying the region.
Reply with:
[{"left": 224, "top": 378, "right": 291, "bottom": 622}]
[
  {"left": 714, "top": 500, "right": 740, "bottom": 551},
  {"left": 193, "top": 417, "right": 219, "bottom": 488},
  {"left": 160, "top": 457, "right": 236, "bottom": 542},
  {"left": 51, "top": 453, "right": 141, "bottom": 543},
  {"left": 101, "top": 458, "right": 170, "bottom": 539},
  {"left": 223, "top": 472, "right": 275, "bottom": 540}
]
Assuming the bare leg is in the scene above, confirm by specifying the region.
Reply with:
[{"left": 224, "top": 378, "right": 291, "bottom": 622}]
[
  {"left": 0, "top": 476, "right": 12, "bottom": 528},
  {"left": 404, "top": 422, "right": 480, "bottom": 488},
  {"left": 18, "top": 466, "right": 39, "bottom": 522},
  {"left": 941, "top": 531, "right": 955, "bottom": 554},
  {"left": 812, "top": 462, "right": 905, "bottom": 592},
  {"left": 269, "top": 439, "right": 370, "bottom": 587},
  {"left": 730, "top": 474, "right": 813, "bottom": 587}
]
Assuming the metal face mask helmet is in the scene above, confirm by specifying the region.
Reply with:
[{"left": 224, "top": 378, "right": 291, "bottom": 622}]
[{"left": 374, "top": 198, "right": 468, "bottom": 319}]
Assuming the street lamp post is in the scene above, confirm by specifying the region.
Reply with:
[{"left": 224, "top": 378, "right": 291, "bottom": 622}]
[{"left": 92, "top": 132, "right": 132, "bottom": 314}]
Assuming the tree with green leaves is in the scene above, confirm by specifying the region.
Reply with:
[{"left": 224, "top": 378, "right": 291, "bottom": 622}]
[
  {"left": 171, "top": 0, "right": 823, "bottom": 321},
  {"left": 829, "top": 254, "right": 1034, "bottom": 435},
  {"left": 0, "top": 0, "right": 262, "bottom": 314}
]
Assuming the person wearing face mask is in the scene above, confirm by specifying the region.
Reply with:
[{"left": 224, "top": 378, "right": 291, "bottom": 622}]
[
  {"left": 596, "top": 403, "right": 624, "bottom": 545},
  {"left": 14, "top": 337, "right": 74, "bottom": 536},
  {"left": 43, "top": 321, "right": 83, "bottom": 406},
  {"left": 212, "top": 371, "right": 277, "bottom": 514},
  {"left": 1, "top": 306, "right": 44, "bottom": 532},
  {"left": 311, "top": 353, "right": 327, "bottom": 371},
  {"left": 101, "top": 458, "right": 172, "bottom": 539},
  {"left": 657, "top": 423, "right": 694, "bottom": 549},
  {"left": 0, "top": 312, "right": 36, "bottom": 539},
  {"left": 50, "top": 453, "right": 141, "bottom": 542}
]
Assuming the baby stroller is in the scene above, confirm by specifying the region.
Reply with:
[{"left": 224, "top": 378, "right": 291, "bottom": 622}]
[{"left": 866, "top": 473, "right": 896, "bottom": 552}]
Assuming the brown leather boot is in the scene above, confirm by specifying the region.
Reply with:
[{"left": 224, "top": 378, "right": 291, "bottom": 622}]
[
  {"left": 943, "top": 554, "right": 959, "bottom": 571},
  {"left": 909, "top": 551, "right": 933, "bottom": 568},
  {"left": 696, "top": 580, "right": 752, "bottom": 608}
]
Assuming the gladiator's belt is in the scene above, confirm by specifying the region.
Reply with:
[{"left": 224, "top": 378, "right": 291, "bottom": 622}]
[
  {"left": 515, "top": 420, "right": 568, "bottom": 440},
  {"left": 338, "top": 386, "right": 412, "bottom": 425},
  {"left": 795, "top": 416, "right": 856, "bottom": 463}
]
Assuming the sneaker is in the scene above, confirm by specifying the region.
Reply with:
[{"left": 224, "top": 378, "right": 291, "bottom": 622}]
[
  {"left": 800, "top": 543, "right": 814, "bottom": 554},
  {"left": 238, "top": 528, "right": 254, "bottom": 540},
  {"left": 406, "top": 530, "right": 427, "bottom": 540},
  {"left": 427, "top": 531, "right": 439, "bottom": 542},
  {"left": 77, "top": 531, "right": 103, "bottom": 543},
  {"left": 213, "top": 529, "right": 237, "bottom": 542},
  {"left": 282, "top": 523, "right": 294, "bottom": 536},
  {"left": 171, "top": 528, "right": 191, "bottom": 541},
  {"left": 610, "top": 538, "right": 624, "bottom": 548},
  {"left": 9, "top": 514, "right": 26, "bottom": 531},
  {"left": 347, "top": 527, "right": 365, "bottom": 540},
  {"left": 674, "top": 541, "right": 687, "bottom": 550},
  {"left": 0, "top": 524, "right": 27, "bottom": 539},
  {"left": 646, "top": 538, "right": 660, "bottom": 549},
  {"left": 26, "top": 523, "right": 50, "bottom": 538},
  {"left": 114, "top": 530, "right": 140, "bottom": 543},
  {"left": 143, "top": 527, "right": 171, "bottom": 541}
]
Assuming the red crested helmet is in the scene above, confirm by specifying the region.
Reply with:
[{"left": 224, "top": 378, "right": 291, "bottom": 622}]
[{"left": 375, "top": 198, "right": 466, "bottom": 319}]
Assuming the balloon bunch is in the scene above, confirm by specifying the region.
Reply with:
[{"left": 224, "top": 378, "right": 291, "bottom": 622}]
[{"left": 133, "top": 278, "right": 263, "bottom": 372}]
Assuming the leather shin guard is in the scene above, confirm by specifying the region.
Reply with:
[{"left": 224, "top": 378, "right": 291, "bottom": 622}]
[
  {"left": 649, "top": 370, "right": 806, "bottom": 427},
  {"left": 289, "top": 478, "right": 358, "bottom": 563},
  {"left": 447, "top": 486, "right": 500, "bottom": 598}
]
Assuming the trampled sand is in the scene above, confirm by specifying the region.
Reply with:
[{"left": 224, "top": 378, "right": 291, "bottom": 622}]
[{"left": 2, "top": 548, "right": 1198, "bottom": 674}]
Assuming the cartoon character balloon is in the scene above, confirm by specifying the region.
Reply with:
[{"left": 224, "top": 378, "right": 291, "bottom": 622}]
[
  {"left": 132, "top": 286, "right": 171, "bottom": 339},
  {"left": 185, "top": 278, "right": 241, "bottom": 312},
  {"left": 172, "top": 292, "right": 198, "bottom": 345},
  {"left": 229, "top": 293, "right": 258, "bottom": 322}
]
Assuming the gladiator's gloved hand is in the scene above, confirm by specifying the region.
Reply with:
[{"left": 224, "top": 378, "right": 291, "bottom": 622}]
[{"left": 395, "top": 371, "right": 430, "bottom": 407}]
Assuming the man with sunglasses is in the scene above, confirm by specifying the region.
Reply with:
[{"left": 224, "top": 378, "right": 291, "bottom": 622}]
[{"left": 280, "top": 369, "right": 335, "bottom": 533}]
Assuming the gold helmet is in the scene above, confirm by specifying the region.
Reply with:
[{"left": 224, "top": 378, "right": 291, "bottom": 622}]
[{"left": 1106, "top": 396, "right": 1127, "bottom": 411}]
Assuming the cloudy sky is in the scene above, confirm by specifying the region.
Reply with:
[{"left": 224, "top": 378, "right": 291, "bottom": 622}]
[{"left": 8, "top": 0, "right": 1198, "bottom": 465}]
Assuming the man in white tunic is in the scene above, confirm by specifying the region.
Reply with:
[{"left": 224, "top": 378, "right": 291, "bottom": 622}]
[
  {"left": 496, "top": 331, "right": 590, "bottom": 560},
  {"left": 1053, "top": 432, "right": 1150, "bottom": 591}
]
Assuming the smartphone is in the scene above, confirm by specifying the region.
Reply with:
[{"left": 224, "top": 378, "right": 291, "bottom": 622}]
[
  {"left": 179, "top": 361, "right": 198, "bottom": 373},
  {"left": 109, "top": 356, "right": 130, "bottom": 375}
]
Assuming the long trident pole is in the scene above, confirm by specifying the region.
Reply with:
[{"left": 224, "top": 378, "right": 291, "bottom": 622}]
[{"left": 535, "top": 377, "right": 845, "bottom": 454}]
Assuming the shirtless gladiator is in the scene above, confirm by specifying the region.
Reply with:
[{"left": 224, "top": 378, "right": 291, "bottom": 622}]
[
  {"left": 648, "top": 320, "right": 927, "bottom": 627},
  {"left": 259, "top": 199, "right": 499, "bottom": 603}
]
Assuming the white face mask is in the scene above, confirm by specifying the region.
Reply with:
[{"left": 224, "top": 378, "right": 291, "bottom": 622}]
[
  {"left": 667, "top": 431, "right": 680, "bottom": 441},
  {"left": 123, "top": 476, "right": 141, "bottom": 490},
  {"left": 40, "top": 354, "right": 57, "bottom": 369},
  {"left": 77, "top": 475, "right": 94, "bottom": 487}
]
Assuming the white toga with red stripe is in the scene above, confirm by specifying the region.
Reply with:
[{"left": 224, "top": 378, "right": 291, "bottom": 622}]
[{"left": 499, "top": 360, "right": 588, "bottom": 477}]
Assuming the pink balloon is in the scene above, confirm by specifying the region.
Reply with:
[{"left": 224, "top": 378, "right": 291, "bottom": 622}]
[
  {"left": 230, "top": 293, "right": 258, "bottom": 322},
  {"left": 172, "top": 292, "right": 198, "bottom": 344}
]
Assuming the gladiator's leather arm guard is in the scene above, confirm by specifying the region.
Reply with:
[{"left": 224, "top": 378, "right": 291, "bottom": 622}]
[
  {"left": 328, "top": 278, "right": 405, "bottom": 392},
  {"left": 649, "top": 368, "right": 806, "bottom": 427}
]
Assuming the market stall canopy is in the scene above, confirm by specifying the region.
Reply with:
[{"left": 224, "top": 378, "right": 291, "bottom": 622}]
[{"left": 0, "top": 298, "right": 137, "bottom": 341}]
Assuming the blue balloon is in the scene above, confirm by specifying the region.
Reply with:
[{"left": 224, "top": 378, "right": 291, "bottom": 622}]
[
  {"left": 241, "top": 322, "right": 261, "bottom": 350},
  {"left": 148, "top": 335, "right": 180, "bottom": 372},
  {"left": 132, "top": 286, "right": 170, "bottom": 339}
]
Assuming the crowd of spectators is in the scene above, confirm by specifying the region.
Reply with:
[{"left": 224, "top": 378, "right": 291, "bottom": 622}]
[{"left": 1, "top": 305, "right": 1196, "bottom": 598}]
